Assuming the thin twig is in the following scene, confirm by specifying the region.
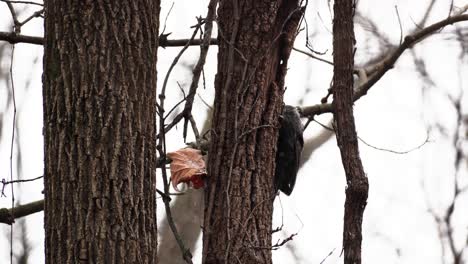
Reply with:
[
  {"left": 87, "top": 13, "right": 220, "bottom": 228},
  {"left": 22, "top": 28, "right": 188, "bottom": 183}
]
[
  {"left": 188, "top": 115, "right": 201, "bottom": 143},
  {"left": 359, "top": 133, "right": 430, "bottom": 154},
  {"left": 293, "top": 47, "right": 334, "bottom": 66},
  {"left": 1, "top": 175, "right": 43, "bottom": 196},
  {"left": 157, "top": 19, "right": 206, "bottom": 137},
  {"left": 250, "top": 233, "right": 297, "bottom": 250},
  {"left": 0, "top": 0, "right": 42, "bottom": 6},
  {"left": 163, "top": 0, "right": 218, "bottom": 143},
  {"left": 160, "top": 22, "right": 202, "bottom": 100},
  {"left": 419, "top": 0, "right": 436, "bottom": 28},
  {"left": 196, "top": 94, "right": 212, "bottom": 110},
  {"left": 160, "top": 2, "right": 174, "bottom": 36},
  {"left": 314, "top": 119, "right": 431, "bottom": 154},
  {"left": 394, "top": 6, "right": 403, "bottom": 45},
  {"left": 163, "top": 83, "right": 187, "bottom": 120},
  {"left": 319, "top": 248, "right": 336, "bottom": 264},
  {"left": 301, "top": 14, "right": 468, "bottom": 118},
  {"left": 355, "top": 11, "right": 392, "bottom": 47},
  {"left": 8, "top": 37, "right": 17, "bottom": 264},
  {"left": 5, "top": 1, "right": 20, "bottom": 33},
  {"left": 18, "top": 8, "right": 43, "bottom": 27},
  {"left": 223, "top": 0, "right": 241, "bottom": 260}
]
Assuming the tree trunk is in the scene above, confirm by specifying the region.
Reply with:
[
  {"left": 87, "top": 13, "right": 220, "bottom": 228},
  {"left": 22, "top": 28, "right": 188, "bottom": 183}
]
[
  {"left": 42, "top": 1, "right": 160, "bottom": 263},
  {"left": 332, "top": 1, "right": 369, "bottom": 264},
  {"left": 203, "top": 1, "right": 302, "bottom": 263}
]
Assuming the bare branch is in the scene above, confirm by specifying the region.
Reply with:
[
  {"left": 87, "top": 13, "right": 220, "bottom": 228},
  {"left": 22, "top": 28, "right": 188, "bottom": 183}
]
[
  {"left": 4, "top": 1, "right": 20, "bottom": 33},
  {"left": 1, "top": 176, "right": 43, "bottom": 197},
  {"left": 17, "top": 8, "right": 43, "bottom": 27},
  {"left": 0, "top": 31, "right": 43, "bottom": 45},
  {"left": 0, "top": 30, "right": 218, "bottom": 47},
  {"left": 358, "top": 133, "right": 431, "bottom": 154},
  {"left": 250, "top": 233, "right": 297, "bottom": 250},
  {"left": 313, "top": 119, "right": 431, "bottom": 155},
  {"left": 156, "top": 2, "right": 220, "bottom": 261},
  {"left": 301, "top": 13, "right": 468, "bottom": 118},
  {"left": 418, "top": 0, "right": 436, "bottom": 28},
  {"left": 0, "top": 0, "right": 42, "bottom": 6},
  {"left": 1, "top": 175, "right": 43, "bottom": 185},
  {"left": 159, "top": 0, "right": 219, "bottom": 140},
  {"left": 0, "top": 200, "right": 44, "bottom": 225},
  {"left": 160, "top": 37, "right": 218, "bottom": 48},
  {"left": 319, "top": 248, "right": 336, "bottom": 264},
  {"left": 292, "top": 47, "right": 334, "bottom": 66}
]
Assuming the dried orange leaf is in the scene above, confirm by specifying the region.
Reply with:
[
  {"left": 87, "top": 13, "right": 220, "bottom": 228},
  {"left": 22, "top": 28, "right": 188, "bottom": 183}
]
[{"left": 167, "top": 148, "right": 207, "bottom": 191}]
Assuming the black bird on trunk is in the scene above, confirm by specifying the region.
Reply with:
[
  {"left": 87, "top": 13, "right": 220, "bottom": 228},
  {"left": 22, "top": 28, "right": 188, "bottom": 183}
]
[{"left": 274, "top": 105, "right": 304, "bottom": 196}]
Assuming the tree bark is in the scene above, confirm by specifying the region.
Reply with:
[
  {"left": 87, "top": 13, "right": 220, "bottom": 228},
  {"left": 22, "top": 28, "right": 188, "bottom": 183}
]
[
  {"left": 42, "top": 1, "right": 159, "bottom": 263},
  {"left": 202, "top": 1, "right": 302, "bottom": 263},
  {"left": 332, "top": 1, "right": 369, "bottom": 264}
]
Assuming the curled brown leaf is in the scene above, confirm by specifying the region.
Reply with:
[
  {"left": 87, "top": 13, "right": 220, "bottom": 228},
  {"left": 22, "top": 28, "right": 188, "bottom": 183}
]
[{"left": 167, "top": 148, "right": 207, "bottom": 191}]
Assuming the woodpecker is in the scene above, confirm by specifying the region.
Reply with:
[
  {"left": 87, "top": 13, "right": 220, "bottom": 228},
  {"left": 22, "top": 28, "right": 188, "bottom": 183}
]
[{"left": 274, "top": 105, "right": 304, "bottom": 196}]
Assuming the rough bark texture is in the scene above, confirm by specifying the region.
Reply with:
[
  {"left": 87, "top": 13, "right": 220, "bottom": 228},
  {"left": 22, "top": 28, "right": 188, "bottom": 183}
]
[
  {"left": 332, "top": 1, "right": 369, "bottom": 264},
  {"left": 203, "top": 1, "right": 302, "bottom": 263},
  {"left": 42, "top": 1, "right": 159, "bottom": 263}
]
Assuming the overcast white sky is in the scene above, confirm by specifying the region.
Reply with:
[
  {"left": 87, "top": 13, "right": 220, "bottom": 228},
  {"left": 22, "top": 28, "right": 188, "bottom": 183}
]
[{"left": 0, "top": 0, "right": 467, "bottom": 263}]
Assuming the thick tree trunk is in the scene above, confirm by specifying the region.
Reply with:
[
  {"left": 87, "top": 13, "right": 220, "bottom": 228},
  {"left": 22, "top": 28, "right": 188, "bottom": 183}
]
[
  {"left": 203, "top": 1, "right": 302, "bottom": 263},
  {"left": 42, "top": 1, "right": 160, "bottom": 263},
  {"left": 332, "top": 1, "right": 369, "bottom": 264}
]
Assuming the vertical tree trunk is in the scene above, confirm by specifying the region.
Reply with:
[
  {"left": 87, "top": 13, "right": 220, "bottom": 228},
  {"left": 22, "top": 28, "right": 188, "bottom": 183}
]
[
  {"left": 332, "top": 1, "right": 369, "bottom": 264},
  {"left": 203, "top": 1, "right": 302, "bottom": 263},
  {"left": 42, "top": 1, "right": 160, "bottom": 263}
]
